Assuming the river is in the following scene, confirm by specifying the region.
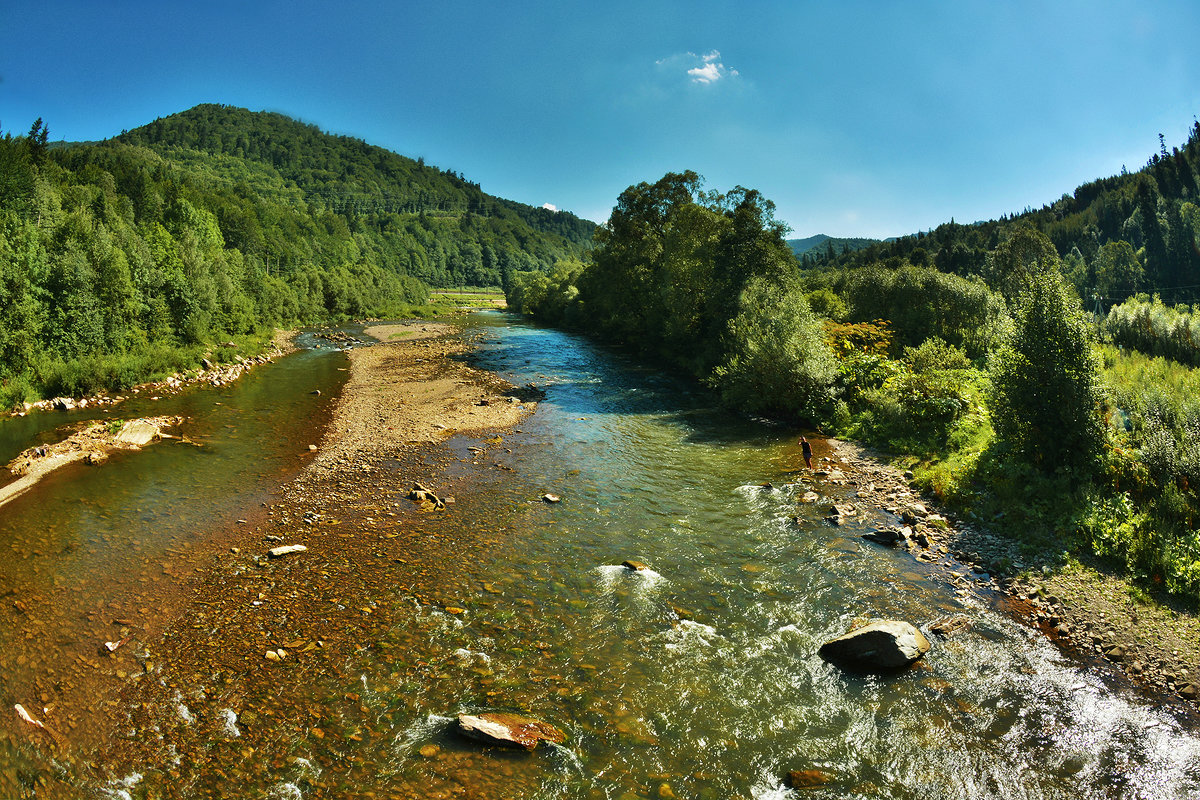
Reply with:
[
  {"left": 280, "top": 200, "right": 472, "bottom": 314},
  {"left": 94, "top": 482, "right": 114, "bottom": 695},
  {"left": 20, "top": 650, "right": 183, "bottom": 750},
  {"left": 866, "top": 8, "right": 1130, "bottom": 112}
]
[{"left": 2, "top": 313, "right": 1198, "bottom": 799}]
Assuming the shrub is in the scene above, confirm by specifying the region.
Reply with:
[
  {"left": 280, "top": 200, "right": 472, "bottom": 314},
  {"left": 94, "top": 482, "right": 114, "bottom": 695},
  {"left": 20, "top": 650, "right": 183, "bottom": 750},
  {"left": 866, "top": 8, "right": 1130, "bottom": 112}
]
[
  {"left": 989, "top": 270, "right": 1104, "bottom": 472},
  {"left": 710, "top": 277, "right": 837, "bottom": 420},
  {"left": 904, "top": 337, "right": 973, "bottom": 373},
  {"left": 1104, "top": 295, "right": 1200, "bottom": 367}
]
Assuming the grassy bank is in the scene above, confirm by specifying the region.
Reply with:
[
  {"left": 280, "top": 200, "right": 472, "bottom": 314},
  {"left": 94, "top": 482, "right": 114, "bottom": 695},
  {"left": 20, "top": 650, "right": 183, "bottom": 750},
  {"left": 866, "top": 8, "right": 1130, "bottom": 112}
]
[{"left": 0, "top": 329, "right": 279, "bottom": 410}]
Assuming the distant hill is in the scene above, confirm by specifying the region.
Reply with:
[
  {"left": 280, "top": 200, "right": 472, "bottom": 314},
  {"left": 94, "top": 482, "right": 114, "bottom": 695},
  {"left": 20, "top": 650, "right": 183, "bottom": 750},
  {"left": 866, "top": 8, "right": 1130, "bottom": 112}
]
[
  {"left": 116, "top": 104, "right": 595, "bottom": 284},
  {"left": 0, "top": 104, "right": 597, "bottom": 403},
  {"left": 787, "top": 234, "right": 881, "bottom": 258}
]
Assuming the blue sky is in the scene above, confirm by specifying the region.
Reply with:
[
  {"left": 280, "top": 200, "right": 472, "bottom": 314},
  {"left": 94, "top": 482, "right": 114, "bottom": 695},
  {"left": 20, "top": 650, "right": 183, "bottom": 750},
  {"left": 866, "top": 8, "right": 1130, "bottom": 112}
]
[{"left": 3, "top": 1, "right": 1199, "bottom": 238}]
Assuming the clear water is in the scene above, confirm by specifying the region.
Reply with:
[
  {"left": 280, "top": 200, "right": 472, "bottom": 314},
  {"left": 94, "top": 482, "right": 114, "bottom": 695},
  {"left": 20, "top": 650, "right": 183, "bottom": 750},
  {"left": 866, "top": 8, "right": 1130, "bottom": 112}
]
[{"left": 2, "top": 316, "right": 1198, "bottom": 799}]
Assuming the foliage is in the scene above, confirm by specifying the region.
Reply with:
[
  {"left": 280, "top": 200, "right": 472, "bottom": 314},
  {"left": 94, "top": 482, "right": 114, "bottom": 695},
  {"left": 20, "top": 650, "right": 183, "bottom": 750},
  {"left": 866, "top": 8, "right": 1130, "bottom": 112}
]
[
  {"left": 0, "top": 106, "right": 590, "bottom": 402},
  {"left": 803, "top": 287, "right": 848, "bottom": 321},
  {"left": 1104, "top": 294, "right": 1200, "bottom": 367},
  {"left": 709, "top": 277, "right": 837, "bottom": 419},
  {"left": 568, "top": 172, "right": 798, "bottom": 377},
  {"left": 988, "top": 270, "right": 1104, "bottom": 471},
  {"left": 827, "top": 263, "right": 1007, "bottom": 356},
  {"left": 506, "top": 260, "right": 585, "bottom": 324},
  {"left": 904, "top": 336, "right": 973, "bottom": 373}
]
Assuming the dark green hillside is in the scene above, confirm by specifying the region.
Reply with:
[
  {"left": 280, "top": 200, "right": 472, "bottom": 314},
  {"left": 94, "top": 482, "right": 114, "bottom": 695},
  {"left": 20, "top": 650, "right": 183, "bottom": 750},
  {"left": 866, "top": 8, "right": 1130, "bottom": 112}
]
[
  {"left": 117, "top": 104, "right": 595, "bottom": 284},
  {"left": 787, "top": 234, "right": 880, "bottom": 260},
  {"left": 0, "top": 106, "right": 594, "bottom": 406},
  {"left": 813, "top": 123, "right": 1200, "bottom": 308}
]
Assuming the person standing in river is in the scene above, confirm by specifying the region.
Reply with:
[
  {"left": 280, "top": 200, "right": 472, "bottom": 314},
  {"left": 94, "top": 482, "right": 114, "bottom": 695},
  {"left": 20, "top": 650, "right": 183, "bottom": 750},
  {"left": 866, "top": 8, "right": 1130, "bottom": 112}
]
[{"left": 799, "top": 436, "right": 813, "bottom": 469}]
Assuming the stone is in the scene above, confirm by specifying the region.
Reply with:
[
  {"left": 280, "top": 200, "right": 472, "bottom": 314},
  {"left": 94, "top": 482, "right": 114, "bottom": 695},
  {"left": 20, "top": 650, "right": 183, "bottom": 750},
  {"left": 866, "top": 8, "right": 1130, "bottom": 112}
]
[
  {"left": 267, "top": 544, "right": 307, "bottom": 559},
  {"left": 542, "top": 493, "right": 561, "bottom": 503},
  {"left": 622, "top": 560, "right": 650, "bottom": 572},
  {"left": 786, "top": 769, "right": 833, "bottom": 789},
  {"left": 1103, "top": 644, "right": 1128, "bottom": 662},
  {"left": 457, "top": 712, "right": 566, "bottom": 750},
  {"left": 799, "top": 492, "right": 820, "bottom": 504},
  {"left": 419, "top": 744, "right": 440, "bottom": 758},
  {"left": 862, "top": 529, "right": 903, "bottom": 547},
  {"left": 818, "top": 620, "right": 931, "bottom": 671},
  {"left": 929, "top": 615, "right": 972, "bottom": 637}
]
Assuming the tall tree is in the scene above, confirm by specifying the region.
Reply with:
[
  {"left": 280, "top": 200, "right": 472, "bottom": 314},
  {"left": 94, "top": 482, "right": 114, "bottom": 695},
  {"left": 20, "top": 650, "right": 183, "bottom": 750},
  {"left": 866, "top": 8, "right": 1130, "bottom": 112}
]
[{"left": 989, "top": 270, "right": 1103, "bottom": 472}]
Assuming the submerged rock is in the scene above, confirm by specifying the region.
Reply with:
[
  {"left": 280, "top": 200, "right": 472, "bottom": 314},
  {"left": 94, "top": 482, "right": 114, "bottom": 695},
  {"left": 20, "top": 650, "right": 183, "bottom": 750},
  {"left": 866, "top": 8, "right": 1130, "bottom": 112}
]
[
  {"left": 457, "top": 712, "right": 566, "bottom": 750},
  {"left": 818, "top": 619, "right": 931, "bottom": 671},
  {"left": 786, "top": 769, "right": 834, "bottom": 789},
  {"left": 929, "top": 615, "right": 972, "bottom": 638}
]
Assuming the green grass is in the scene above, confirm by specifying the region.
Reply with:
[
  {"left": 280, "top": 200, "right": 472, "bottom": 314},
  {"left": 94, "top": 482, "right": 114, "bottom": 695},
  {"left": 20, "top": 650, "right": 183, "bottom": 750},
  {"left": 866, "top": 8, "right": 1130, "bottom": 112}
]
[
  {"left": 429, "top": 288, "right": 507, "bottom": 308},
  {"left": 1, "top": 329, "right": 279, "bottom": 408}
]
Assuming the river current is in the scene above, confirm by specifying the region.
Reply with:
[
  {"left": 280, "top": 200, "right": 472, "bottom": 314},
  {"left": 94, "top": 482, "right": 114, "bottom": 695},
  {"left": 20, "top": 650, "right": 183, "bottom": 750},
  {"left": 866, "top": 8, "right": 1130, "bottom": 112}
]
[{"left": 2, "top": 313, "right": 1198, "bottom": 799}]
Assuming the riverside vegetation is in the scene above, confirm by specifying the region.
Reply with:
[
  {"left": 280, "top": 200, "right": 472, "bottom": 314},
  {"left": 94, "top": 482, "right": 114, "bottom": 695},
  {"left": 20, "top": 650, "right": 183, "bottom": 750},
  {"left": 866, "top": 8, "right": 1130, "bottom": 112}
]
[
  {"left": 0, "top": 106, "right": 593, "bottom": 408},
  {"left": 508, "top": 136, "right": 1200, "bottom": 608}
]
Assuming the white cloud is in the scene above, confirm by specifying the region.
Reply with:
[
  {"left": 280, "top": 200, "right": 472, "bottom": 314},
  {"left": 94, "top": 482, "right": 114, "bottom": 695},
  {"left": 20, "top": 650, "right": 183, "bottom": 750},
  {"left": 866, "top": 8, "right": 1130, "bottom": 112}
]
[
  {"left": 542, "top": 203, "right": 558, "bottom": 212},
  {"left": 656, "top": 50, "right": 740, "bottom": 86},
  {"left": 687, "top": 50, "right": 738, "bottom": 84}
]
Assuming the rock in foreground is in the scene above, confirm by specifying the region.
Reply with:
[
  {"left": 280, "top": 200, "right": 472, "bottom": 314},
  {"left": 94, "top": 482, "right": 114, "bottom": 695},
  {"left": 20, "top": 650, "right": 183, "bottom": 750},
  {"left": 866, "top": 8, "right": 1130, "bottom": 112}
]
[
  {"left": 457, "top": 712, "right": 566, "bottom": 750},
  {"left": 818, "top": 620, "right": 931, "bottom": 671}
]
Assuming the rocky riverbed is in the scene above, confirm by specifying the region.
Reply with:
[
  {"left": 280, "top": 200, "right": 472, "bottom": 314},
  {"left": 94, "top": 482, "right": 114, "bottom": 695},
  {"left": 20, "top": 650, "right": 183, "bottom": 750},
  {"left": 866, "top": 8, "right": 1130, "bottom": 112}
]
[
  {"left": 820, "top": 438, "right": 1200, "bottom": 706},
  {"left": 5, "top": 320, "right": 1197, "bottom": 798}
]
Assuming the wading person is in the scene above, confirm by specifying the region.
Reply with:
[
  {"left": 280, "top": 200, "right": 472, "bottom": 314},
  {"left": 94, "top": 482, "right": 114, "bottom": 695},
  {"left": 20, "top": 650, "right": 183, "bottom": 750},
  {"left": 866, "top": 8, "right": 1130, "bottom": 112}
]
[{"left": 799, "top": 436, "right": 813, "bottom": 469}]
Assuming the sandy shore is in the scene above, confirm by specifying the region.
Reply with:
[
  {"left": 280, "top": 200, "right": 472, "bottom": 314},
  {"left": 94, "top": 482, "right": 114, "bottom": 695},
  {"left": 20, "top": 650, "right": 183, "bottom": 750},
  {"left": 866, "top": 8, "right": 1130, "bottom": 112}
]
[{"left": 307, "top": 321, "right": 532, "bottom": 471}]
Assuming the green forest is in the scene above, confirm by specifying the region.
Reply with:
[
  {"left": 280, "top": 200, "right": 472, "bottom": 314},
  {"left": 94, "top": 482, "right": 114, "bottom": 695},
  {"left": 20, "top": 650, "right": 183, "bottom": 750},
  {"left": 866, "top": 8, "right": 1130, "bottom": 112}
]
[
  {"left": 508, "top": 125, "right": 1200, "bottom": 604},
  {"left": 0, "top": 105, "right": 593, "bottom": 402}
]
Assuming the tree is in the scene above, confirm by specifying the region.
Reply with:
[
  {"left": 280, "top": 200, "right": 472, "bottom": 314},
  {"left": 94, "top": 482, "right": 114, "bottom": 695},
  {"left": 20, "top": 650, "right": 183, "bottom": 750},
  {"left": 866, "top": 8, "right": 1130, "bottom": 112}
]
[
  {"left": 27, "top": 118, "right": 48, "bottom": 168},
  {"left": 988, "top": 269, "right": 1103, "bottom": 471},
  {"left": 985, "top": 225, "right": 1060, "bottom": 299},
  {"left": 1092, "top": 240, "right": 1142, "bottom": 299},
  {"left": 710, "top": 276, "right": 837, "bottom": 421}
]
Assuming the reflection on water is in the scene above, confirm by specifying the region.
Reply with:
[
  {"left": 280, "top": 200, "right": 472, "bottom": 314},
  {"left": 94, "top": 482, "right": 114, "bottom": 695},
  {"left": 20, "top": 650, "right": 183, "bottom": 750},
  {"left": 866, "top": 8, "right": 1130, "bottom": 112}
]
[
  {"left": 0, "top": 341, "right": 347, "bottom": 789},
  {"left": 3, "top": 315, "right": 1199, "bottom": 799}
]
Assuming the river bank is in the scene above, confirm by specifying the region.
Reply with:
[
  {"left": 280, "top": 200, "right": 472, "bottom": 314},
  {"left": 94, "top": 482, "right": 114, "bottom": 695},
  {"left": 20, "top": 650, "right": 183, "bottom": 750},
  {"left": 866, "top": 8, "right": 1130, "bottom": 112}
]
[
  {"left": 822, "top": 438, "right": 1200, "bottom": 707},
  {"left": 3, "top": 330, "right": 294, "bottom": 421}
]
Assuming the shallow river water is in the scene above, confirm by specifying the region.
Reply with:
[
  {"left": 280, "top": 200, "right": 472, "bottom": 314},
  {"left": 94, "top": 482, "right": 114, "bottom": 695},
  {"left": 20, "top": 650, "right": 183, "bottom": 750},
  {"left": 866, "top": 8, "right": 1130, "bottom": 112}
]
[{"left": 3, "top": 314, "right": 1200, "bottom": 799}]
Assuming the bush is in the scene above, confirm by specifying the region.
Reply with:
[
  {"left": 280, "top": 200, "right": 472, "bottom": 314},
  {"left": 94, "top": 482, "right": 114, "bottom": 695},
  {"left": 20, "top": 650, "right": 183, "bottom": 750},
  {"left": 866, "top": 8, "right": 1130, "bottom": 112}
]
[
  {"left": 710, "top": 277, "right": 837, "bottom": 420},
  {"left": 1104, "top": 295, "right": 1200, "bottom": 367},
  {"left": 989, "top": 270, "right": 1104, "bottom": 472},
  {"left": 904, "top": 337, "right": 973, "bottom": 374},
  {"left": 833, "top": 264, "right": 1007, "bottom": 356}
]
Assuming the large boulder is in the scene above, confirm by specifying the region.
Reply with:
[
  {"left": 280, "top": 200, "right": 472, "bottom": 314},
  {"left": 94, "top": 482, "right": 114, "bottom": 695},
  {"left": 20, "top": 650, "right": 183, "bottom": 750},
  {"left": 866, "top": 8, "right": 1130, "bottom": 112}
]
[
  {"left": 818, "top": 620, "right": 931, "bottom": 671},
  {"left": 457, "top": 712, "right": 566, "bottom": 750}
]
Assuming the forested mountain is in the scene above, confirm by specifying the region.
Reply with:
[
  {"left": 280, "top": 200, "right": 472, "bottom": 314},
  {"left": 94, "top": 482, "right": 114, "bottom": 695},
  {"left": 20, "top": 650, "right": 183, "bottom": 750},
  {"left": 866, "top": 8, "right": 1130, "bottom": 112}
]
[
  {"left": 786, "top": 234, "right": 880, "bottom": 260},
  {"left": 811, "top": 124, "right": 1200, "bottom": 307},
  {"left": 116, "top": 104, "right": 595, "bottom": 284},
  {"left": 0, "top": 105, "right": 594, "bottom": 403}
]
